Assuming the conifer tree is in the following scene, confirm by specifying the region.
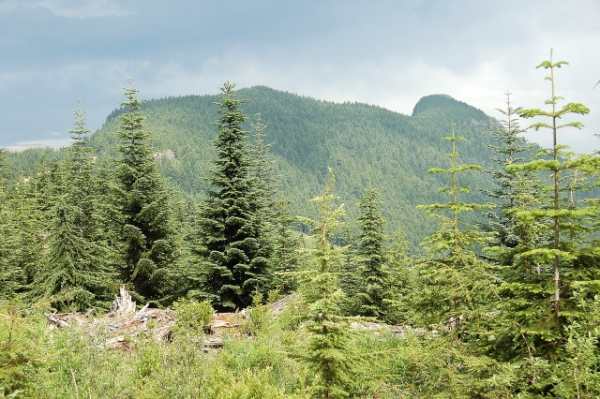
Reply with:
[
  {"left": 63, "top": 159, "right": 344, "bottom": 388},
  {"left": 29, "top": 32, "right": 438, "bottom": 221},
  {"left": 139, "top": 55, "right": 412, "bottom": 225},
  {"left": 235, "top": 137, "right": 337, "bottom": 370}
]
[
  {"left": 416, "top": 125, "right": 493, "bottom": 330},
  {"left": 354, "top": 188, "right": 390, "bottom": 319},
  {"left": 247, "top": 112, "right": 277, "bottom": 295},
  {"left": 338, "top": 224, "right": 360, "bottom": 315},
  {"left": 112, "top": 82, "right": 176, "bottom": 301},
  {"left": 481, "top": 92, "right": 537, "bottom": 256},
  {"left": 248, "top": 113, "right": 277, "bottom": 229},
  {"left": 31, "top": 102, "right": 115, "bottom": 310},
  {"left": 67, "top": 101, "right": 98, "bottom": 235},
  {"left": 198, "top": 82, "right": 268, "bottom": 310},
  {"left": 14, "top": 158, "right": 55, "bottom": 287},
  {"left": 296, "top": 170, "right": 359, "bottom": 399},
  {"left": 498, "top": 51, "right": 599, "bottom": 361},
  {"left": 0, "top": 149, "right": 24, "bottom": 298},
  {"left": 270, "top": 197, "right": 301, "bottom": 295},
  {"left": 385, "top": 229, "right": 417, "bottom": 325}
]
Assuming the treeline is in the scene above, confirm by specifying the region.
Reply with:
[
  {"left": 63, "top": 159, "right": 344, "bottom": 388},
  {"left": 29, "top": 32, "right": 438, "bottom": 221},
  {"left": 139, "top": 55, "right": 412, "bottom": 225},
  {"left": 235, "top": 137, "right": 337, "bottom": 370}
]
[
  {"left": 83, "top": 85, "right": 504, "bottom": 248},
  {"left": 2, "top": 53, "right": 600, "bottom": 397}
]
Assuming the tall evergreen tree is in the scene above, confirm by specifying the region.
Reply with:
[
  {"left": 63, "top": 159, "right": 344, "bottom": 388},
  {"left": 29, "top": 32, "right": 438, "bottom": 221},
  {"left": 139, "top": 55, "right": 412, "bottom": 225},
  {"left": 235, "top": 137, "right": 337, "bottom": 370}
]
[
  {"left": 31, "top": 102, "right": 115, "bottom": 310},
  {"left": 480, "top": 94, "right": 549, "bottom": 362},
  {"left": 518, "top": 51, "right": 594, "bottom": 318},
  {"left": 248, "top": 112, "right": 277, "bottom": 229},
  {"left": 338, "top": 224, "right": 360, "bottom": 315},
  {"left": 0, "top": 149, "right": 24, "bottom": 298},
  {"left": 198, "top": 82, "right": 269, "bottom": 310},
  {"left": 247, "top": 112, "right": 277, "bottom": 295},
  {"left": 354, "top": 188, "right": 390, "bottom": 319},
  {"left": 499, "top": 51, "right": 598, "bottom": 361},
  {"left": 112, "top": 82, "right": 176, "bottom": 301}
]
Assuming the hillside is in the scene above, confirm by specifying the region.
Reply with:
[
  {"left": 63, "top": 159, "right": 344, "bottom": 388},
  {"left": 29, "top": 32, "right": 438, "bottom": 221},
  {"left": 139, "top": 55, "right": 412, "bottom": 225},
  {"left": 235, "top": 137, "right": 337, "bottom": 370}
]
[{"left": 16, "top": 87, "right": 519, "bottom": 247}]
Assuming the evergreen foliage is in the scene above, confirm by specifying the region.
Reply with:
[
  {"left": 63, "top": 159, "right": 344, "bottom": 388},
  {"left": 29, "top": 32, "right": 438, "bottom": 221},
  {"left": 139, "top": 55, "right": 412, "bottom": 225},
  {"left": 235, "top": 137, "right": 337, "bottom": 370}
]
[
  {"left": 197, "top": 82, "right": 269, "bottom": 310},
  {"left": 416, "top": 125, "right": 494, "bottom": 329},
  {"left": 78, "top": 87, "right": 501, "bottom": 248},
  {"left": 494, "top": 51, "right": 600, "bottom": 363},
  {"left": 30, "top": 102, "right": 115, "bottom": 311},
  {"left": 296, "top": 170, "right": 360, "bottom": 399},
  {"left": 354, "top": 188, "right": 390, "bottom": 319},
  {"left": 2, "top": 55, "right": 600, "bottom": 397},
  {"left": 269, "top": 197, "right": 301, "bottom": 295},
  {"left": 112, "top": 82, "right": 176, "bottom": 301},
  {"left": 481, "top": 92, "right": 537, "bottom": 256},
  {"left": 0, "top": 149, "right": 24, "bottom": 298}
]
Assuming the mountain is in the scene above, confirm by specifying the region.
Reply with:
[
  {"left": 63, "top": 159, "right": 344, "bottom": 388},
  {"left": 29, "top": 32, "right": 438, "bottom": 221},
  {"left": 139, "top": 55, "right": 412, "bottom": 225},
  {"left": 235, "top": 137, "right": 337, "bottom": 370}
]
[{"left": 12, "top": 87, "right": 519, "bottom": 248}]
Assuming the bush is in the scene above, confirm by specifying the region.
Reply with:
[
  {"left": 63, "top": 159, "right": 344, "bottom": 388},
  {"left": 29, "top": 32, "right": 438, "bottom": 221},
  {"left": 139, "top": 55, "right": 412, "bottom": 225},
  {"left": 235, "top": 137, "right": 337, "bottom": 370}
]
[{"left": 172, "top": 296, "right": 214, "bottom": 335}]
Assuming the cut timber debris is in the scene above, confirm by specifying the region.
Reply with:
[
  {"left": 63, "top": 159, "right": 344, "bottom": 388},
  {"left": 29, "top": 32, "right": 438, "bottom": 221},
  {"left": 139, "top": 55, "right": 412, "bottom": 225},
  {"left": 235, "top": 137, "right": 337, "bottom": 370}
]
[
  {"left": 110, "top": 285, "right": 137, "bottom": 314},
  {"left": 46, "top": 286, "right": 176, "bottom": 351},
  {"left": 46, "top": 290, "right": 425, "bottom": 352}
]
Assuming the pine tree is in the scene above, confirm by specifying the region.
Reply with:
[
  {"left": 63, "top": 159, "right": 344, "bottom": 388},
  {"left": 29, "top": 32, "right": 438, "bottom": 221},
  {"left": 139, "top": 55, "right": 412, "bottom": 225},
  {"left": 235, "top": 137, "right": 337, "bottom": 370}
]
[
  {"left": 354, "top": 188, "right": 390, "bottom": 319},
  {"left": 499, "top": 51, "right": 599, "bottom": 361},
  {"left": 296, "top": 170, "right": 359, "bottom": 399},
  {"left": 270, "top": 197, "right": 301, "bottom": 295},
  {"left": 15, "top": 158, "right": 55, "bottom": 287},
  {"left": 198, "top": 82, "right": 268, "bottom": 310},
  {"left": 416, "top": 125, "right": 494, "bottom": 330},
  {"left": 30, "top": 102, "right": 115, "bottom": 310},
  {"left": 67, "top": 101, "right": 98, "bottom": 237},
  {"left": 385, "top": 229, "right": 417, "bottom": 325},
  {"left": 248, "top": 112, "right": 277, "bottom": 229},
  {"left": 338, "top": 224, "right": 360, "bottom": 315},
  {"left": 247, "top": 112, "right": 277, "bottom": 296},
  {"left": 112, "top": 82, "right": 176, "bottom": 301},
  {"left": 0, "top": 149, "right": 24, "bottom": 298},
  {"left": 481, "top": 92, "right": 537, "bottom": 257}
]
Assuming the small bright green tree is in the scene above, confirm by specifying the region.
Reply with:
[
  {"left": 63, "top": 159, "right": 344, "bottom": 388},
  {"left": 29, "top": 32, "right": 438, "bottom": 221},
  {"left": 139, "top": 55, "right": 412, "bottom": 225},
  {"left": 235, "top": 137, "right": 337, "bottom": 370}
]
[
  {"left": 296, "top": 170, "right": 360, "bottom": 399},
  {"left": 416, "top": 125, "right": 494, "bottom": 330},
  {"left": 503, "top": 51, "right": 599, "bottom": 361}
]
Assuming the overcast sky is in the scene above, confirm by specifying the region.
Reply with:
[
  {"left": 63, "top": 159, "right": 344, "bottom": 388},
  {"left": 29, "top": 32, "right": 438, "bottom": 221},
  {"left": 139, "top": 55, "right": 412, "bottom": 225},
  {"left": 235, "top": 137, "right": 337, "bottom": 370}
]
[{"left": 1, "top": 0, "right": 599, "bottom": 152}]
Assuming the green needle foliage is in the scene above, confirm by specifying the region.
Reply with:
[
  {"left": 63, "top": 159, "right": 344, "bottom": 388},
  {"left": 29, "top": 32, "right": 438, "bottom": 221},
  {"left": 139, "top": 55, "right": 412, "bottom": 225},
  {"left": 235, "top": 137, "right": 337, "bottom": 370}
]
[
  {"left": 296, "top": 170, "right": 360, "bottom": 399},
  {"left": 503, "top": 50, "right": 600, "bottom": 361},
  {"left": 198, "top": 82, "right": 269, "bottom": 310},
  {"left": 112, "top": 82, "right": 176, "bottom": 301},
  {"left": 416, "top": 125, "right": 494, "bottom": 330},
  {"left": 30, "top": 102, "right": 115, "bottom": 311},
  {"left": 269, "top": 197, "right": 301, "bottom": 295},
  {"left": 481, "top": 91, "right": 537, "bottom": 256},
  {"left": 0, "top": 149, "right": 24, "bottom": 299},
  {"left": 355, "top": 188, "right": 390, "bottom": 319}
]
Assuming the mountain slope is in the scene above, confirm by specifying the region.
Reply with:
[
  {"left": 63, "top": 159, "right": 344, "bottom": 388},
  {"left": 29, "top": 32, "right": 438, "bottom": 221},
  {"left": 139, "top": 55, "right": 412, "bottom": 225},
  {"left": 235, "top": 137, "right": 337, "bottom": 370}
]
[{"left": 71, "top": 87, "right": 515, "bottom": 247}]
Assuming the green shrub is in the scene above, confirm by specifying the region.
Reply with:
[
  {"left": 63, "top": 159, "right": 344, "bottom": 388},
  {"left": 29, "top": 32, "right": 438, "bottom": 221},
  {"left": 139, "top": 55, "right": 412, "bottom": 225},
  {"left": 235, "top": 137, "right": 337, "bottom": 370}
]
[
  {"left": 172, "top": 296, "right": 214, "bottom": 335},
  {"left": 0, "top": 300, "right": 45, "bottom": 398}
]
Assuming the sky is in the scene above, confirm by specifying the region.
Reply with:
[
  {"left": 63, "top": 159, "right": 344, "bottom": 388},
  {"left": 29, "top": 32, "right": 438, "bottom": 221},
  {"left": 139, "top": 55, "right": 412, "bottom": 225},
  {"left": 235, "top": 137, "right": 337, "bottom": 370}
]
[{"left": 1, "top": 0, "right": 599, "bottom": 152}]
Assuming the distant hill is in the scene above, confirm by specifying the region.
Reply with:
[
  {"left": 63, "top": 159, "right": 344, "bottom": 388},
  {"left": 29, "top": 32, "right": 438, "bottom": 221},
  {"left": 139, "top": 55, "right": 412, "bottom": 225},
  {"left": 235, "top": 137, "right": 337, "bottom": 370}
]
[{"left": 12, "top": 87, "right": 526, "bottom": 248}]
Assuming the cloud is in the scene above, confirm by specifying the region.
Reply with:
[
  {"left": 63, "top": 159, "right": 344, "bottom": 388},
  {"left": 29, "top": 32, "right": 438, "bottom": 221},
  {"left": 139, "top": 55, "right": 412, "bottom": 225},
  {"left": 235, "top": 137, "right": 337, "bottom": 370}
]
[
  {"left": 0, "top": 0, "right": 131, "bottom": 18},
  {"left": 5, "top": 137, "right": 71, "bottom": 152},
  {"left": 1, "top": 0, "right": 599, "bottom": 153}
]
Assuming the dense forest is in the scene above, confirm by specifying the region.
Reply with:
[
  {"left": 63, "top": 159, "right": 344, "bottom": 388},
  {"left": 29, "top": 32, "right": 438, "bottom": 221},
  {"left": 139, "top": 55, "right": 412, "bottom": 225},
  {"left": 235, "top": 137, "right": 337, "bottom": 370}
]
[{"left": 1, "top": 54, "right": 600, "bottom": 398}]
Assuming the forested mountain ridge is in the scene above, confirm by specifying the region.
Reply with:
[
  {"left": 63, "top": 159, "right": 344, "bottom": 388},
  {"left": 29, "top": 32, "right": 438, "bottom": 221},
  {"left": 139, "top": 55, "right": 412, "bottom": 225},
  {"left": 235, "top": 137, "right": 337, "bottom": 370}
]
[
  {"left": 82, "top": 86, "right": 507, "bottom": 247},
  {"left": 5, "top": 56, "right": 600, "bottom": 398}
]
